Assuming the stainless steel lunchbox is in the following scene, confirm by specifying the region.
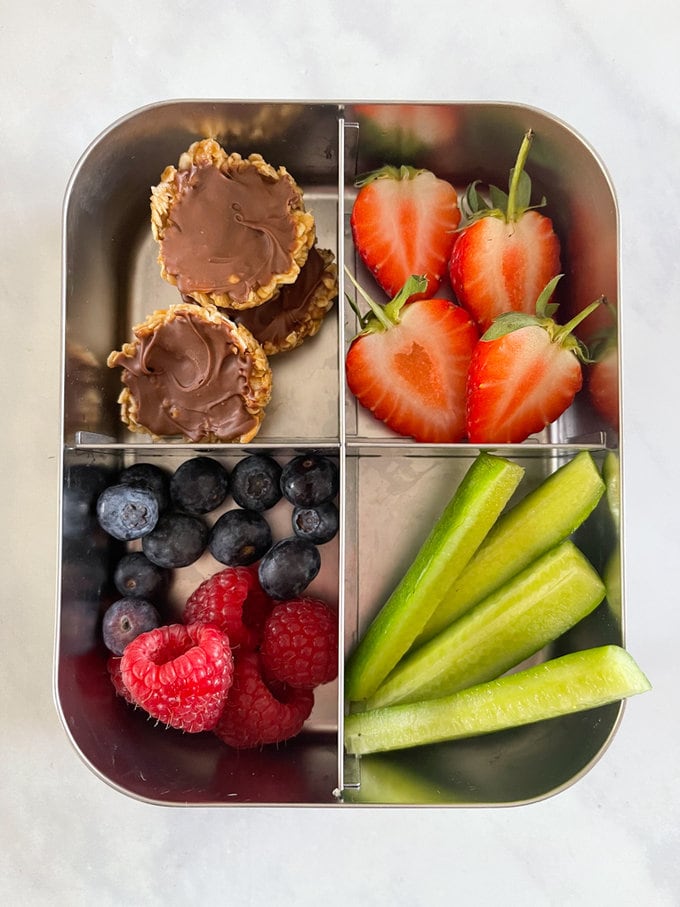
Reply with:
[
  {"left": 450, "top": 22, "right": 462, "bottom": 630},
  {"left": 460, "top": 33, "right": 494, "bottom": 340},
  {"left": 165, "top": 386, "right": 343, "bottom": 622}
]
[{"left": 56, "top": 100, "right": 621, "bottom": 806}]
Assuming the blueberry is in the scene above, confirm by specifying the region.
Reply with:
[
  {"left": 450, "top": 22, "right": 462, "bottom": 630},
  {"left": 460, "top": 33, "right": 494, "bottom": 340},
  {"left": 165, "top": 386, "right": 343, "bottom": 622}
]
[
  {"left": 208, "top": 509, "right": 272, "bottom": 567},
  {"left": 113, "top": 552, "right": 167, "bottom": 599},
  {"left": 230, "top": 454, "right": 282, "bottom": 511},
  {"left": 257, "top": 537, "right": 321, "bottom": 599},
  {"left": 142, "top": 511, "right": 208, "bottom": 568},
  {"left": 170, "top": 456, "right": 230, "bottom": 514},
  {"left": 280, "top": 454, "right": 338, "bottom": 508},
  {"left": 292, "top": 501, "right": 339, "bottom": 545},
  {"left": 96, "top": 484, "right": 160, "bottom": 541},
  {"left": 118, "top": 462, "right": 171, "bottom": 512},
  {"left": 102, "top": 597, "right": 161, "bottom": 656}
]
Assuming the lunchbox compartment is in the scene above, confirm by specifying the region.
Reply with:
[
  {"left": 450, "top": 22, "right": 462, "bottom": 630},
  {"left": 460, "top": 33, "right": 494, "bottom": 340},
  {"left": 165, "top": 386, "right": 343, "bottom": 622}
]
[
  {"left": 342, "top": 101, "right": 619, "bottom": 446},
  {"left": 58, "top": 446, "right": 342, "bottom": 805},
  {"left": 62, "top": 101, "right": 343, "bottom": 447},
  {"left": 57, "top": 99, "right": 622, "bottom": 807},
  {"left": 342, "top": 445, "right": 622, "bottom": 805}
]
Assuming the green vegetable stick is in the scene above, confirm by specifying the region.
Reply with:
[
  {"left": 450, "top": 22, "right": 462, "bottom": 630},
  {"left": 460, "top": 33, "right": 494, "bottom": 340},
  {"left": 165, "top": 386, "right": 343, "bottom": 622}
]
[
  {"left": 345, "top": 452, "right": 525, "bottom": 703},
  {"left": 603, "top": 450, "right": 621, "bottom": 532},
  {"left": 367, "top": 540, "right": 605, "bottom": 709},
  {"left": 344, "top": 645, "right": 651, "bottom": 756},
  {"left": 416, "top": 450, "right": 605, "bottom": 646}
]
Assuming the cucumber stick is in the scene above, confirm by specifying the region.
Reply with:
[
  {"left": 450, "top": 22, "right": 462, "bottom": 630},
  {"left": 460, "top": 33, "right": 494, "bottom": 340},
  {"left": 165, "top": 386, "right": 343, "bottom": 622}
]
[
  {"left": 603, "top": 450, "right": 620, "bottom": 532},
  {"left": 344, "top": 645, "right": 651, "bottom": 755},
  {"left": 367, "top": 540, "right": 605, "bottom": 709},
  {"left": 345, "top": 453, "right": 525, "bottom": 703},
  {"left": 416, "top": 450, "right": 605, "bottom": 645}
]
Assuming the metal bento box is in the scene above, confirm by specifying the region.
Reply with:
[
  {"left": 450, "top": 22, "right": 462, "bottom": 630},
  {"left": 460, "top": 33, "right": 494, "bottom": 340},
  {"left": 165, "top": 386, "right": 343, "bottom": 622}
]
[{"left": 56, "top": 100, "right": 622, "bottom": 806}]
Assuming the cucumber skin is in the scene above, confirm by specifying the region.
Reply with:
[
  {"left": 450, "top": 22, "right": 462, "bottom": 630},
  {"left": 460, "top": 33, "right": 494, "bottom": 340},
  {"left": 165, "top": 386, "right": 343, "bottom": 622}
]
[
  {"left": 366, "top": 540, "right": 606, "bottom": 709},
  {"left": 603, "top": 451, "right": 620, "bottom": 532},
  {"left": 345, "top": 453, "right": 525, "bottom": 704},
  {"left": 344, "top": 645, "right": 651, "bottom": 756},
  {"left": 417, "top": 451, "right": 606, "bottom": 645}
]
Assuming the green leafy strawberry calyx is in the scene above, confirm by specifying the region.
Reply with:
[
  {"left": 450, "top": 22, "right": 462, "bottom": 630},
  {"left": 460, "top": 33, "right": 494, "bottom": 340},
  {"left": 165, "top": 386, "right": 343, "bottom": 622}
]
[
  {"left": 354, "top": 164, "right": 426, "bottom": 188},
  {"left": 587, "top": 298, "right": 618, "bottom": 362},
  {"left": 459, "top": 129, "right": 547, "bottom": 228},
  {"left": 481, "top": 275, "right": 602, "bottom": 363},
  {"left": 345, "top": 268, "right": 428, "bottom": 336}
]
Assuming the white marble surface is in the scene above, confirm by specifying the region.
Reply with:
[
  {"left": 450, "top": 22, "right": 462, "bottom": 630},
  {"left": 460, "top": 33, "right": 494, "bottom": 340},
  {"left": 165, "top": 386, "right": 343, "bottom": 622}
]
[{"left": 2, "top": 1, "right": 679, "bottom": 903}]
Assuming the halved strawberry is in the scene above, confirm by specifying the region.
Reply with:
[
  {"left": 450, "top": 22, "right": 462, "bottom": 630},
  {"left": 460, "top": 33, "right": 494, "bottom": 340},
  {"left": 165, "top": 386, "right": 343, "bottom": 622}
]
[
  {"left": 589, "top": 347, "right": 619, "bottom": 431},
  {"left": 587, "top": 303, "right": 619, "bottom": 431},
  {"left": 350, "top": 164, "right": 460, "bottom": 300},
  {"left": 466, "top": 277, "right": 600, "bottom": 444},
  {"left": 345, "top": 273, "right": 478, "bottom": 443},
  {"left": 449, "top": 130, "right": 561, "bottom": 332}
]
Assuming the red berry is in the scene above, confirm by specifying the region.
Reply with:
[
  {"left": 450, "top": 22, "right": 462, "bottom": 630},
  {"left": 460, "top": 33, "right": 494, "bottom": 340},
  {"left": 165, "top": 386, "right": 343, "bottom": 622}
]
[
  {"left": 350, "top": 164, "right": 460, "bottom": 300},
  {"left": 465, "top": 278, "right": 600, "bottom": 444},
  {"left": 345, "top": 274, "right": 478, "bottom": 443},
  {"left": 120, "top": 622, "right": 233, "bottom": 733},
  {"left": 448, "top": 130, "right": 561, "bottom": 333},
  {"left": 449, "top": 211, "right": 561, "bottom": 332},
  {"left": 214, "top": 652, "right": 314, "bottom": 749},
  {"left": 260, "top": 597, "right": 338, "bottom": 689},
  {"left": 107, "top": 655, "right": 135, "bottom": 704},
  {"left": 183, "top": 566, "right": 273, "bottom": 650},
  {"left": 585, "top": 311, "right": 619, "bottom": 432},
  {"left": 588, "top": 345, "right": 619, "bottom": 431}
]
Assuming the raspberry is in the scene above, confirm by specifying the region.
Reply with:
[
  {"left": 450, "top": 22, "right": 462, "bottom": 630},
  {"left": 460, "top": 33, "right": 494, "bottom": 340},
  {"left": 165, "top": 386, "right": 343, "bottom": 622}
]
[
  {"left": 183, "top": 566, "right": 273, "bottom": 650},
  {"left": 214, "top": 652, "right": 314, "bottom": 749},
  {"left": 120, "top": 623, "right": 233, "bottom": 733},
  {"left": 260, "top": 597, "right": 338, "bottom": 689},
  {"left": 107, "top": 655, "right": 135, "bottom": 704}
]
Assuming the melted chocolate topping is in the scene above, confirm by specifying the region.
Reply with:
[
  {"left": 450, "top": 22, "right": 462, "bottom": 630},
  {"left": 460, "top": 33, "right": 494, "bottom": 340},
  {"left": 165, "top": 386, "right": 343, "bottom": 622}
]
[
  {"left": 109, "top": 311, "right": 258, "bottom": 442},
  {"left": 161, "top": 163, "right": 299, "bottom": 303},
  {"left": 231, "top": 246, "right": 327, "bottom": 346}
]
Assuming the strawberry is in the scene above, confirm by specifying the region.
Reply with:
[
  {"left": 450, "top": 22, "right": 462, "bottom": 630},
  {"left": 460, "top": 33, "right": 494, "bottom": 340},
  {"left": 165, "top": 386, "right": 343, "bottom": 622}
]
[
  {"left": 449, "top": 130, "right": 561, "bottom": 332},
  {"left": 587, "top": 303, "right": 619, "bottom": 431},
  {"left": 466, "top": 277, "right": 600, "bottom": 444},
  {"left": 350, "top": 164, "right": 460, "bottom": 299},
  {"left": 589, "top": 348, "right": 619, "bottom": 431},
  {"left": 345, "top": 273, "right": 479, "bottom": 443}
]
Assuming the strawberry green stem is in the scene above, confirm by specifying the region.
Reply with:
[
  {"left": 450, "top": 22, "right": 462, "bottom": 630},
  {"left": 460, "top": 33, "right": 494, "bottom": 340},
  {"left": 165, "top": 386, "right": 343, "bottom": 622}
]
[
  {"left": 355, "top": 164, "right": 423, "bottom": 188},
  {"left": 553, "top": 299, "right": 602, "bottom": 345},
  {"left": 345, "top": 267, "right": 393, "bottom": 330},
  {"left": 344, "top": 267, "right": 428, "bottom": 334},
  {"left": 535, "top": 273, "right": 563, "bottom": 317},
  {"left": 483, "top": 279, "right": 601, "bottom": 361},
  {"left": 507, "top": 129, "right": 534, "bottom": 223}
]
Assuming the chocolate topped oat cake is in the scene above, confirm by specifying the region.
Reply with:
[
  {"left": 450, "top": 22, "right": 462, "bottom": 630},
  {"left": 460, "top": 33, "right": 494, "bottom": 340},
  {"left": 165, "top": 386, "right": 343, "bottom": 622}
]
[
  {"left": 151, "top": 139, "right": 315, "bottom": 311},
  {"left": 107, "top": 302, "right": 272, "bottom": 443}
]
